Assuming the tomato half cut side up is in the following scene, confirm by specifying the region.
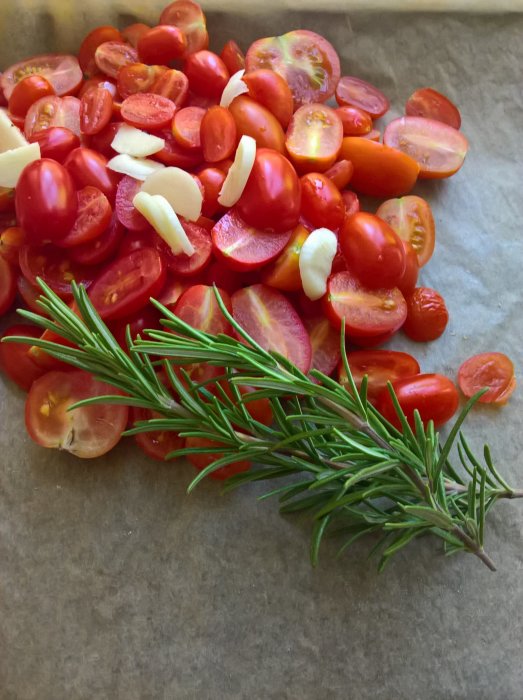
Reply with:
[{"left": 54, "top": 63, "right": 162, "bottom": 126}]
[
  {"left": 120, "top": 93, "right": 176, "bottom": 130},
  {"left": 304, "top": 316, "right": 341, "bottom": 378},
  {"left": 174, "top": 284, "right": 233, "bottom": 336},
  {"left": 24, "top": 95, "right": 81, "bottom": 139},
  {"left": 212, "top": 209, "right": 293, "bottom": 272},
  {"left": 78, "top": 26, "right": 124, "bottom": 77},
  {"left": 338, "top": 349, "right": 421, "bottom": 403},
  {"left": 25, "top": 370, "right": 128, "bottom": 458},
  {"left": 335, "top": 76, "right": 389, "bottom": 119},
  {"left": 383, "top": 116, "right": 468, "bottom": 179},
  {"left": 115, "top": 176, "right": 151, "bottom": 231},
  {"left": 69, "top": 212, "right": 124, "bottom": 267},
  {"left": 88, "top": 247, "right": 166, "bottom": 320},
  {"left": 19, "top": 244, "right": 97, "bottom": 299},
  {"left": 172, "top": 106, "right": 206, "bottom": 149},
  {"left": 232, "top": 284, "right": 312, "bottom": 373},
  {"left": 261, "top": 224, "right": 309, "bottom": 293},
  {"left": 57, "top": 187, "right": 113, "bottom": 249},
  {"left": 159, "top": 0, "right": 209, "bottom": 57},
  {"left": 286, "top": 104, "right": 343, "bottom": 173},
  {"left": 458, "top": 352, "right": 516, "bottom": 405},
  {"left": 0, "top": 324, "right": 46, "bottom": 391},
  {"left": 406, "top": 87, "right": 461, "bottom": 130},
  {"left": 1, "top": 54, "right": 82, "bottom": 99},
  {"left": 155, "top": 222, "right": 212, "bottom": 277},
  {"left": 94, "top": 42, "right": 139, "bottom": 79},
  {"left": 131, "top": 406, "right": 184, "bottom": 461},
  {"left": 376, "top": 195, "right": 435, "bottom": 267}
]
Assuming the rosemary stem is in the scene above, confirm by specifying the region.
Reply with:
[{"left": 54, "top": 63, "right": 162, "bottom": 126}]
[{"left": 451, "top": 527, "right": 497, "bottom": 571}]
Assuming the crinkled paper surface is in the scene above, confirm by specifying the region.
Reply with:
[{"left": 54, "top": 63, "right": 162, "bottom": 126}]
[{"left": 0, "top": 5, "right": 522, "bottom": 699}]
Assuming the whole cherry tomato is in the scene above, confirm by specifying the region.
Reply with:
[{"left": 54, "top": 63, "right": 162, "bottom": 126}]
[
  {"left": 28, "top": 127, "right": 80, "bottom": 163},
  {"left": 8, "top": 75, "right": 55, "bottom": 118},
  {"left": 184, "top": 50, "right": 229, "bottom": 99},
  {"left": 300, "top": 173, "right": 345, "bottom": 231},
  {"left": 64, "top": 147, "right": 120, "bottom": 201},
  {"left": 228, "top": 95, "right": 285, "bottom": 153},
  {"left": 80, "top": 86, "right": 113, "bottom": 136},
  {"left": 402, "top": 287, "right": 449, "bottom": 342},
  {"left": 242, "top": 69, "right": 293, "bottom": 128},
  {"left": 137, "top": 25, "right": 187, "bottom": 65}
]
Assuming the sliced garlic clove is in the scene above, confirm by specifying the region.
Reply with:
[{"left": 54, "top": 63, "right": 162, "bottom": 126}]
[
  {"left": 107, "top": 154, "right": 165, "bottom": 180},
  {"left": 111, "top": 123, "right": 165, "bottom": 158},
  {"left": 220, "top": 69, "right": 249, "bottom": 108},
  {"left": 141, "top": 166, "right": 202, "bottom": 222},
  {"left": 133, "top": 191, "right": 194, "bottom": 257},
  {"left": 299, "top": 228, "right": 338, "bottom": 301},
  {"left": 0, "top": 108, "right": 29, "bottom": 151},
  {"left": 217, "top": 134, "right": 256, "bottom": 207},
  {"left": 0, "top": 142, "right": 41, "bottom": 187}
]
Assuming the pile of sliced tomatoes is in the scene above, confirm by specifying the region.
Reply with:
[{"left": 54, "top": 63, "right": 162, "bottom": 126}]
[{"left": 0, "top": 0, "right": 516, "bottom": 474}]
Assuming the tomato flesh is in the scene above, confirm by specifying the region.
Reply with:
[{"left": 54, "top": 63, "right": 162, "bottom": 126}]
[
  {"left": 69, "top": 212, "right": 124, "bottom": 267},
  {"left": 79, "top": 26, "right": 124, "bottom": 77},
  {"left": 172, "top": 106, "right": 206, "bottom": 149},
  {"left": 286, "top": 104, "right": 343, "bottom": 173},
  {"left": 80, "top": 86, "right": 113, "bottom": 136},
  {"left": 120, "top": 93, "right": 176, "bottom": 130},
  {"left": 406, "top": 88, "right": 461, "bottom": 130},
  {"left": 376, "top": 195, "right": 435, "bottom": 267},
  {"left": 458, "top": 353, "right": 516, "bottom": 405},
  {"left": 174, "top": 284, "right": 233, "bottom": 336},
  {"left": 95, "top": 42, "right": 139, "bottom": 79},
  {"left": 159, "top": 0, "right": 209, "bottom": 57},
  {"left": 0, "top": 226, "right": 25, "bottom": 266},
  {"left": 1, "top": 54, "right": 82, "bottom": 99},
  {"left": 335, "top": 76, "right": 389, "bottom": 118},
  {"left": 24, "top": 95, "right": 81, "bottom": 139},
  {"left": 57, "top": 186, "right": 112, "bottom": 249},
  {"left": 339, "top": 350, "right": 421, "bottom": 404},
  {"left": 132, "top": 406, "right": 184, "bottom": 461},
  {"left": 19, "top": 244, "right": 97, "bottom": 299},
  {"left": 155, "top": 221, "right": 212, "bottom": 277},
  {"left": 261, "top": 224, "right": 309, "bottom": 293},
  {"left": 115, "top": 176, "right": 151, "bottom": 231},
  {"left": 0, "top": 324, "right": 46, "bottom": 391},
  {"left": 0, "top": 256, "right": 16, "bottom": 315},
  {"left": 304, "top": 315, "right": 341, "bottom": 377}
]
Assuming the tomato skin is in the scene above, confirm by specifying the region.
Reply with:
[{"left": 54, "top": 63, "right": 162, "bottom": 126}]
[
  {"left": 64, "top": 147, "right": 120, "bottom": 201},
  {"left": 69, "top": 212, "right": 124, "bottom": 267},
  {"left": 184, "top": 51, "right": 229, "bottom": 99},
  {"left": 0, "top": 187, "right": 15, "bottom": 214},
  {"left": 0, "top": 256, "right": 16, "bottom": 315},
  {"left": 242, "top": 69, "right": 293, "bottom": 129},
  {"left": 286, "top": 104, "right": 343, "bottom": 173},
  {"left": 220, "top": 40, "right": 245, "bottom": 75},
  {"left": 151, "top": 69, "right": 189, "bottom": 107},
  {"left": 19, "top": 245, "right": 97, "bottom": 299},
  {"left": 402, "top": 287, "right": 449, "bottom": 342},
  {"left": 202, "top": 260, "right": 248, "bottom": 296},
  {"left": 339, "top": 349, "right": 421, "bottom": 404},
  {"left": 155, "top": 222, "right": 212, "bottom": 278},
  {"left": 24, "top": 95, "right": 81, "bottom": 139},
  {"left": 120, "top": 93, "right": 176, "bottom": 130},
  {"left": 200, "top": 106, "right": 237, "bottom": 163},
  {"left": 151, "top": 127, "right": 204, "bottom": 169},
  {"left": 324, "top": 160, "right": 354, "bottom": 191},
  {"left": 261, "top": 224, "right": 309, "bottom": 293},
  {"left": 80, "top": 87, "right": 113, "bottom": 136},
  {"left": 159, "top": 0, "right": 209, "bottom": 57},
  {"left": 0, "top": 325, "right": 46, "bottom": 391},
  {"left": 137, "top": 25, "right": 188, "bottom": 65},
  {"left": 236, "top": 148, "right": 301, "bottom": 233},
  {"left": 396, "top": 241, "right": 419, "bottom": 297},
  {"left": 95, "top": 42, "right": 139, "bottom": 79},
  {"left": 1, "top": 54, "right": 82, "bottom": 100},
  {"left": 121, "top": 23, "right": 151, "bottom": 48},
  {"left": 335, "top": 106, "right": 372, "bottom": 136},
  {"left": 115, "top": 176, "right": 150, "bottom": 231},
  {"left": 109, "top": 306, "right": 162, "bottom": 349},
  {"left": 15, "top": 159, "right": 78, "bottom": 244},
  {"left": 376, "top": 195, "right": 435, "bottom": 267},
  {"left": 376, "top": 374, "right": 459, "bottom": 430},
  {"left": 340, "top": 138, "right": 420, "bottom": 197},
  {"left": 300, "top": 173, "right": 345, "bottom": 232},
  {"left": 28, "top": 126, "right": 80, "bottom": 163},
  {"left": 228, "top": 95, "right": 285, "bottom": 153},
  {"left": 174, "top": 284, "right": 233, "bottom": 336},
  {"left": 8, "top": 75, "right": 55, "bottom": 118},
  {"left": 458, "top": 352, "right": 516, "bottom": 405},
  {"left": 79, "top": 26, "right": 124, "bottom": 77},
  {"left": 116, "top": 62, "right": 165, "bottom": 99},
  {"left": 335, "top": 76, "right": 389, "bottom": 119},
  {"left": 131, "top": 406, "right": 184, "bottom": 461},
  {"left": 185, "top": 437, "right": 250, "bottom": 481},
  {"left": 172, "top": 106, "right": 206, "bottom": 149},
  {"left": 87, "top": 122, "right": 120, "bottom": 160},
  {"left": 406, "top": 87, "right": 461, "bottom": 130},
  {"left": 0, "top": 227, "right": 25, "bottom": 266},
  {"left": 197, "top": 167, "right": 226, "bottom": 218},
  {"left": 57, "top": 186, "right": 112, "bottom": 249}
]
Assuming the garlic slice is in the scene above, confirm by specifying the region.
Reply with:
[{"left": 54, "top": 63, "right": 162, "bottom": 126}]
[
  {"left": 111, "top": 124, "right": 165, "bottom": 158},
  {"left": 220, "top": 69, "right": 249, "bottom": 108},
  {"left": 299, "top": 228, "right": 338, "bottom": 301},
  {"left": 217, "top": 135, "right": 256, "bottom": 207},
  {"left": 133, "top": 191, "right": 194, "bottom": 256},
  {"left": 141, "top": 167, "right": 202, "bottom": 222},
  {"left": 107, "top": 154, "right": 164, "bottom": 180},
  {"left": 0, "top": 108, "right": 29, "bottom": 151},
  {"left": 0, "top": 142, "right": 41, "bottom": 187}
]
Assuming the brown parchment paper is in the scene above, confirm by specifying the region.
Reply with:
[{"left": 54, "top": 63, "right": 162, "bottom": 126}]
[{"left": 1, "top": 5, "right": 522, "bottom": 700}]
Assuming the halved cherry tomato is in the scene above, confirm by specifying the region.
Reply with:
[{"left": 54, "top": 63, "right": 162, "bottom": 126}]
[
  {"left": 156, "top": 222, "right": 212, "bottom": 277},
  {"left": 325, "top": 271, "right": 407, "bottom": 338},
  {"left": 376, "top": 374, "right": 459, "bottom": 430},
  {"left": 160, "top": 0, "right": 209, "bottom": 57},
  {"left": 335, "top": 76, "right": 389, "bottom": 119},
  {"left": 376, "top": 195, "right": 435, "bottom": 267},
  {"left": 232, "top": 284, "right": 312, "bottom": 373},
  {"left": 197, "top": 167, "right": 226, "bottom": 218},
  {"left": 0, "top": 187, "right": 15, "bottom": 214},
  {"left": 80, "top": 87, "right": 113, "bottom": 136},
  {"left": 237, "top": 148, "right": 301, "bottom": 233},
  {"left": 25, "top": 370, "right": 128, "bottom": 458},
  {"left": 340, "top": 212, "right": 406, "bottom": 289},
  {"left": 202, "top": 260, "right": 248, "bottom": 296},
  {"left": 246, "top": 30, "right": 340, "bottom": 108},
  {"left": 69, "top": 212, "right": 124, "bottom": 267},
  {"left": 261, "top": 224, "right": 309, "bottom": 293},
  {"left": 300, "top": 172, "right": 345, "bottom": 231},
  {"left": 152, "top": 69, "right": 189, "bottom": 107},
  {"left": 117, "top": 227, "right": 160, "bottom": 260},
  {"left": 88, "top": 247, "right": 166, "bottom": 320},
  {"left": 1, "top": 54, "right": 82, "bottom": 99},
  {"left": 184, "top": 51, "right": 229, "bottom": 99},
  {"left": 338, "top": 349, "right": 421, "bottom": 403},
  {"left": 340, "top": 138, "right": 420, "bottom": 197},
  {"left": 174, "top": 284, "right": 232, "bottom": 336},
  {"left": 335, "top": 105, "right": 372, "bottom": 136},
  {"left": 19, "top": 244, "right": 97, "bottom": 299},
  {"left": 286, "top": 104, "right": 343, "bottom": 173},
  {"left": 8, "top": 75, "right": 55, "bottom": 118},
  {"left": 15, "top": 159, "right": 78, "bottom": 244},
  {"left": 57, "top": 187, "right": 112, "bottom": 249},
  {"left": 78, "top": 77, "right": 117, "bottom": 100},
  {"left": 17, "top": 275, "right": 49, "bottom": 314},
  {"left": 28, "top": 126, "right": 80, "bottom": 163},
  {"left": 242, "top": 69, "right": 293, "bottom": 129},
  {"left": 0, "top": 324, "right": 46, "bottom": 390},
  {"left": 200, "top": 106, "right": 237, "bottom": 162},
  {"left": 64, "top": 147, "right": 120, "bottom": 201},
  {"left": 228, "top": 95, "right": 285, "bottom": 153},
  {"left": 212, "top": 209, "right": 292, "bottom": 271},
  {"left": 383, "top": 116, "right": 468, "bottom": 179},
  {"left": 88, "top": 122, "right": 120, "bottom": 159},
  {"left": 94, "top": 42, "right": 139, "bottom": 79},
  {"left": 458, "top": 352, "right": 516, "bottom": 405},
  {"left": 131, "top": 406, "right": 184, "bottom": 461},
  {"left": 342, "top": 190, "right": 360, "bottom": 217},
  {"left": 115, "top": 176, "right": 150, "bottom": 231},
  {"left": 109, "top": 306, "right": 162, "bottom": 349},
  {"left": 402, "top": 287, "right": 449, "bottom": 342},
  {"left": 406, "top": 87, "right": 461, "bottom": 130},
  {"left": 304, "top": 316, "right": 341, "bottom": 377},
  {"left": 120, "top": 92, "right": 176, "bottom": 130},
  {"left": 324, "top": 160, "right": 354, "bottom": 191},
  {"left": 151, "top": 127, "right": 204, "bottom": 169},
  {"left": 138, "top": 25, "right": 187, "bottom": 65},
  {"left": 0, "top": 256, "right": 16, "bottom": 315},
  {"left": 78, "top": 26, "right": 124, "bottom": 77},
  {"left": 24, "top": 95, "right": 81, "bottom": 139},
  {"left": 0, "top": 226, "right": 25, "bottom": 265},
  {"left": 121, "top": 23, "right": 151, "bottom": 49},
  {"left": 116, "top": 63, "right": 166, "bottom": 99},
  {"left": 220, "top": 40, "right": 245, "bottom": 75},
  {"left": 172, "top": 106, "right": 206, "bottom": 149},
  {"left": 158, "top": 277, "right": 192, "bottom": 310},
  {"left": 185, "top": 436, "right": 250, "bottom": 480},
  {"left": 396, "top": 241, "right": 419, "bottom": 297}
]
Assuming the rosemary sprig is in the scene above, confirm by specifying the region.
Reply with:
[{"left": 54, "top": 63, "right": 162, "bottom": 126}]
[{"left": 4, "top": 280, "right": 522, "bottom": 571}]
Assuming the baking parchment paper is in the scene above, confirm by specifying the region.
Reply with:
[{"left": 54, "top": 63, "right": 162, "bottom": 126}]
[{"left": 0, "top": 5, "right": 522, "bottom": 700}]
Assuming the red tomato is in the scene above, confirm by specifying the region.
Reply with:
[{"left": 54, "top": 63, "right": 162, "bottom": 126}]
[
  {"left": 138, "top": 25, "right": 187, "bottom": 65},
  {"left": 383, "top": 116, "right": 468, "bottom": 179},
  {"left": 115, "top": 176, "right": 150, "bottom": 231},
  {"left": 406, "top": 88, "right": 461, "bottom": 130},
  {"left": 458, "top": 352, "right": 516, "bottom": 405},
  {"left": 242, "top": 69, "right": 293, "bottom": 129},
  {"left": 245, "top": 30, "right": 340, "bottom": 108},
  {"left": 300, "top": 173, "right": 345, "bottom": 231},
  {"left": 121, "top": 23, "right": 151, "bottom": 49},
  {"left": 376, "top": 195, "right": 435, "bottom": 267},
  {"left": 57, "top": 187, "right": 112, "bottom": 249},
  {"left": 361, "top": 129, "right": 381, "bottom": 142},
  {"left": 232, "top": 284, "right": 312, "bottom": 373},
  {"left": 131, "top": 406, "right": 184, "bottom": 461},
  {"left": 197, "top": 167, "right": 226, "bottom": 218},
  {"left": 172, "top": 106, "right": 206, "bottom": 149},
  {"left": 19, "top": 244, "right": 97, "bottom": 299},
  {"left": 220, "top": 40, "right": 245, "bottom": 75},
  {"left": 17, "top": 275, "right": 48, "bottom": 314},
  {"left": 120, "top": 92, "right": 176, "bottom": 130},
  {"left": 116, "top": 63, "right": 166, "bottom": 99},
  {"left": 236, "top": 148, "right": 301, "bottom": 233},
  {"left": 202, "top": 260, "right": 248, "bottom": 296},
  {"left": 340, "top": 138, "right": 420, "bottom": 197},
  {"left": 335, "top": 76, "right": 389, "bottom": 118},
  {"left": 117, "top": 229, "right": 156, "bottom": 258},
  {"left": 78, "top": 26, "right": 124, "bottom": 77},
  {"left": 25, "top": 370, "right": 128, "bottom": 458},
  {"left": 396, "top": 241, "right": 419, "bottom": 297},
  {"left": 80, "top": 86, "right": 113, "bottom": 136},
  {"left": 0, "top": 226, "right": 25, "bottom": 266},
  {"left": 200, "top": 106, "right": 237, "bottom": 162},
  {"left": 15, "top": 159, "right": 77, "bottom": 244},
  {"left": 159, "top": 0, "right": 209, "bottom": 57},
  {"left": 8, "top": 75, "right": 55, "bottom": 118},
  {"left": 185, "top": 436, "right": 250, "bottom": 481},
  {"left": 28, "top": 126, "right": 80, "bottom": 163},
  {"left": 152, "top": 69, "right": 189, "bottom": 107},
  {"left": 212, "top": 208, "right": 292, "bottom": 271},
  {"left": 324, "top": 160, "right": 354, "bottom": 191},
  {"left": 0, "top": 187, "right": 15, "bottom": 214},
  {"left": 174, "top": 284, "right": 233, "bottom": 336},
  {"left": 402, "top": 287, "right": 449, "bottom": 342},
  {"left": 69, "top": 212, "right": 124, "bottom": 267},
  {"left": 341, "top": 190, "right": 360, "bottom": 217},
  {"left": 1, "top": 54, "right": 82, "bottom": 99},
  {"left": 338, "top": 349, "right": 421, "bottom": 403},
  {"left": 89, "top": 248, "right": 166, "bottom": 320},
  {"left": 87, "top": 122, "right": 120, "bottom": 159},
  {"left": 64, "top": 147, "right": 120, "bottom": 201},
  {"left": 151, "top": 127, "right": 204, "bottom": 168},
  {"left": 228, "top": 96, "right": 285, "bottom": 153},
  {"left": 0, "top": 324, "right": 46, "bottom": 390},
  {"left": 286, "top": 104, "right": 343, "bottom": 173},
  {"left": 158, "top": 277, "right": 192, "bottom": 310},
  {"left": 325, "top": 271, "right": 407, "bottom": 338},
  {"left": 304, "top": 316, "right": 341, "bottom": 377},
  {"left": 335, "top": 105, "right": 373, "bottom": 136},
  {"left": 0, "top": 256, "right": 16, "bottom": 315},
  {"left": 184, "top": 51, "right": 229, "bottom": 99},
  {"left": 109, "top": 306, "right": 162, "bottom": 349},
  {"left": 376, "top": 374, "right": 459, "bottom": 430},
  {"left": 94, "top": 42, "right": 139, "bottom": 79},
  {"left": 261, "top": 224, "right": 309, "bottom": 293},
  {"left": 155, "top": 222, "right": 212, "bottom": 277},
  {"left": 78, "top": 76, "right": 117, "bottom": 100},
  {"left": 24, "top": 95, "right": 81, "bottom": 139},
  {"left": 340, "top": 212, "right": 406, "bottom": 289}
]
